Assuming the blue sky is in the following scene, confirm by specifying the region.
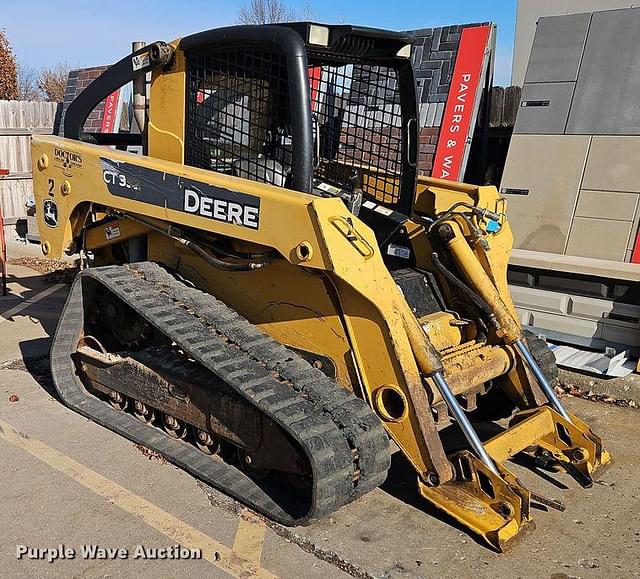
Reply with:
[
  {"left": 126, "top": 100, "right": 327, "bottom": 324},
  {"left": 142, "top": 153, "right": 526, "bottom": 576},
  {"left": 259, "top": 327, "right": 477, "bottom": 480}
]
[{"left": 3, "top": 0, "right": 517, "bottom": 85}]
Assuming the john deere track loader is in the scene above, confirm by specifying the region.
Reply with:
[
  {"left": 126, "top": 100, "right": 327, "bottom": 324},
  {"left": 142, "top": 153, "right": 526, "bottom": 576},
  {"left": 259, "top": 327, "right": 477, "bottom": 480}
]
[{"left": 32, "top": 23, "right": 609, "bottom": 550}]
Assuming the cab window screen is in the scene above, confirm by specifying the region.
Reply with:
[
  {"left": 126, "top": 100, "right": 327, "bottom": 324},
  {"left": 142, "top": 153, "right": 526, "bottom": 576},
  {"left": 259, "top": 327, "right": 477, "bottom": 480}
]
[
  {"left": 186, "top": 48, "right": 292, "bottom": 188},
  {"left": 310, "top": 60, "right": 403, "bottom": 206}
]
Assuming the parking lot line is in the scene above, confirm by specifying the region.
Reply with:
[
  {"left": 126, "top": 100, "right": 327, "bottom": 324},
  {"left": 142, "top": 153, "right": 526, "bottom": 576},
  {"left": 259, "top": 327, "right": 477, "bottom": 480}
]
[
  {"left": 0, "top": 419, "right": 277, "bottom": 578},
  {"left": 233, "top": 511, "right": 267, "bottom": 566},
  {"left": 0, "top": 283, "right": 66, "bottom": 323}
]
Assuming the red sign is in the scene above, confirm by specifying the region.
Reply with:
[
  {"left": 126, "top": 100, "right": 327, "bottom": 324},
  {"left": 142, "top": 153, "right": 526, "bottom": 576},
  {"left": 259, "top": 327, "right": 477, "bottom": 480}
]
[
  {"left": 631, "top": 230, "right": 640, "bottom": 263},
  {"left": 432, "top": 25, "right": 491, "bottom": 181},
  {"left": 309, "top": 66, "right": 322, "bottom": 112},
  {"left": 101, "top": 89, "right": 121, "bottom": 133}
]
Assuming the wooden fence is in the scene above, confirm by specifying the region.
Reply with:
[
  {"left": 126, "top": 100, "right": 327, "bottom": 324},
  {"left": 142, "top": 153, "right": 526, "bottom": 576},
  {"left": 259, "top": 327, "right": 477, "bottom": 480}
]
[{"left": 0, "top": 100, "right": 59, "bottom": 233}]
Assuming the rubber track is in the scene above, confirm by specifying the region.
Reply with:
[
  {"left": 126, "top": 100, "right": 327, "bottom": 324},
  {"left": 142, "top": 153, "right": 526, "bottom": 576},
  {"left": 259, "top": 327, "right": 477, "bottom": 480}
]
[{"left": 51, "top": 262, "right": 390, "bottom": 524}]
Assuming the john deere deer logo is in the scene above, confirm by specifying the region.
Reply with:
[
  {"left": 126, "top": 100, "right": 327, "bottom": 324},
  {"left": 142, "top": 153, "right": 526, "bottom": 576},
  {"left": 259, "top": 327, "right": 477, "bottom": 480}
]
[{"left": 43, "top": 199, "right": 58, "bottom": 228}]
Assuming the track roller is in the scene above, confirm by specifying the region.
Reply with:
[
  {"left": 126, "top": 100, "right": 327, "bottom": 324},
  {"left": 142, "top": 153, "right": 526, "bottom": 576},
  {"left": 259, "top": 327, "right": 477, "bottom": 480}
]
[
  {"left": 238, "top": 448, "right": 269, "bottom": 480},
  {"left": 132, "top": 400, "right": 156, "bottom": 424},
  {"left": 108, "top": 390, "right": 128, "bottom": 411},
  {"left": 193, "top": 428, "right": 221, "bottom": 455},
  {"left": 162, "top": 413, "right": 187, "bottom": 439}
]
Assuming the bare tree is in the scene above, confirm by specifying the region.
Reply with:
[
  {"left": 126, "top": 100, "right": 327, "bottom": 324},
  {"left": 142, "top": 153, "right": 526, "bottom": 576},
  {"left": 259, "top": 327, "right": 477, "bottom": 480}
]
[
  {"left": 17, "top": 63, "right": 42, "bottom": 101},
  {"left": 38, "top": 63, "right": 69, "bottom": 102},
  {"left": 0, "top": 29, "right": 18, "bottom": 100},
  {"left": 237, "top": 0, "right": 295, "bottom": 24},
  {"left": 301, "top": 0, "right": 314, "bottom": 21}
]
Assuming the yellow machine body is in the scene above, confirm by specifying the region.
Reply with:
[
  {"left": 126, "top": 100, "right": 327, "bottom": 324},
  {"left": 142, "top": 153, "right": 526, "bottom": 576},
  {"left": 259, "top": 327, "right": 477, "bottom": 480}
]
[{"left": 31, "top": 26, "right": 609, "bottom": 551}]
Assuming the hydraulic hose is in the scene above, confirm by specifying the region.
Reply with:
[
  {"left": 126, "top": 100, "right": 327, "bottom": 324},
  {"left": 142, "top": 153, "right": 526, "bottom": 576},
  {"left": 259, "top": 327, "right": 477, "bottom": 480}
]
[
  {"left": 431, "top": 251, "right": 499, "bottom": 330},
  {"left": 442, "top": 221, "right": 523, "bottom": 343},
  {"left": 115, "top": 212, "right": 274, "bottom": 271},
  {"left": 197, "top": 238, "right": 279, "bottom": 262},
  {"left": 178, "top": 238, "right": 266, "bottom": 272}
]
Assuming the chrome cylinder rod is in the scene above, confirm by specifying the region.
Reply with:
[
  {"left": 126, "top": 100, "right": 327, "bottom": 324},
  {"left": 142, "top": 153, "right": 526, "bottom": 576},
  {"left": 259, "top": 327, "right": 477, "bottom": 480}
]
[
  {"left": 514, "top": 339, "right": 572, "bottom": 423},
  {"left": 432, "top": 372, "right": 500, "bottom": 476}
]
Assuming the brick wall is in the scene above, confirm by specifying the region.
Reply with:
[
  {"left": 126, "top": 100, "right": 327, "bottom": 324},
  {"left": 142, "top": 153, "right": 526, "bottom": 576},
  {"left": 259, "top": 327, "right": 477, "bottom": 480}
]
[
  {"left": 58, "top": 66, "right": 109, "bottom": 136},
  {"left": 418, "top": 127, "right": 439, "bottom": 173}
]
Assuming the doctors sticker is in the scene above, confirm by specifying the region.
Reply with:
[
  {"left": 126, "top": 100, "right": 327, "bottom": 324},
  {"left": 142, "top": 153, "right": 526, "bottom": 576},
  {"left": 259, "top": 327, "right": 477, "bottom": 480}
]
[{"left": 53, "top": 148, "right": 83, "bottom": 178}]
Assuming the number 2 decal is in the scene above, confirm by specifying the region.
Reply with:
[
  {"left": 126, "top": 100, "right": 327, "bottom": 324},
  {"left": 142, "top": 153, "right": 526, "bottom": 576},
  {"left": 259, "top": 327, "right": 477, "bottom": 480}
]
[{"left": 48, "top": 178, "right": 55, "bottom": 196}]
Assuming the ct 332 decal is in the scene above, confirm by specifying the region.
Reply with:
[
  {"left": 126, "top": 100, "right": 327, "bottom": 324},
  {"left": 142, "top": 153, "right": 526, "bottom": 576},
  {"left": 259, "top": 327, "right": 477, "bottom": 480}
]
[{"left": 100, "top": 158, "right": 261, "bottom": 230}]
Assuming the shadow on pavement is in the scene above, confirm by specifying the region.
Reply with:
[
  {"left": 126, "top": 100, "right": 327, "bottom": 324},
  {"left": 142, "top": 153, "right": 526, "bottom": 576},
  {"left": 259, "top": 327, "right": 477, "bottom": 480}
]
[
  {"left": 380, "top": 451, "right": 491, "bottom": 549},
  {"left": 1, "top": 263, "right": 74, "bottom": 399}
]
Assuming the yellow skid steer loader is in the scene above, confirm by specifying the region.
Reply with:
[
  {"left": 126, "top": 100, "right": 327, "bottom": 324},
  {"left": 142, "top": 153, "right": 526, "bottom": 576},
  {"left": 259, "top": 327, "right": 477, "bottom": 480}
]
[{"left": 31, "top": 23, "right": 609, "bottom": 550}]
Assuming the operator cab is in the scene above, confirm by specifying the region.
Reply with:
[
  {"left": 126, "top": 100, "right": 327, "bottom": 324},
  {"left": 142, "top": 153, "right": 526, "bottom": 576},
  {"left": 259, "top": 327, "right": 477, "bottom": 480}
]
[
  {"left": 181, "top": 23, "right": 419, "bottom": 218},
  {"left": 61, "top": 22, "right": 420, "bottom": 260}
]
